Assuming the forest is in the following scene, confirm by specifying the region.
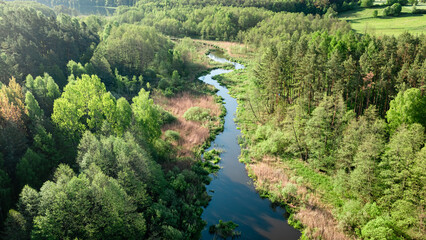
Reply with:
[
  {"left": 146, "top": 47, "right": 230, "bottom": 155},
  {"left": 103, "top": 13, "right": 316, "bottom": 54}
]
[{"left": 0, "top": 0, "right": 425, "bottom": 239}]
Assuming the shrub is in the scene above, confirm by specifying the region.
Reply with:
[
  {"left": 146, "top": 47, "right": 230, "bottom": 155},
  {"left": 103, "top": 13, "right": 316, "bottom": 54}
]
[
  {"left": 164, "top": 130, "right": 180, "bottom": 142},
  {"left": 361, "top": 216, "right": 398, "bottom": 239},
  {"left": 157, "top": 78, "right": 169, "bottom": 90},
  {"left": 203, "top": 149, "right": 220, "bottom": 161},
  {"left": 383, "top": 4, "right": 401, "bottom": 16},
  {"left": 157, "top": 107, "right": 176, "bottom": 125},
  {"left": 337, "top": 200, "right": 364, "bottom": 232},
  {"left": 372, "top": 10, "right": 378, "bottom": 17},
  {"left": 281, "top": 183, "right": 298, "bottom": 202},
  {"left": 391, "top": 3, "right": 402, "bottom": 15},
  {"left": 183, "top": 107, "right": 211, "bottom": 122},
  {"left": 209, "top": 220, "right": 241, "bottom": 239},
  {"left": 361, "top": 0, "right": 375, "bottom": 7},
  {"left": 386, "top": 0, "right": 407, "bottom": 5},
  {"left": 383, "top": 6, "right": 392, "bottom": 16}
]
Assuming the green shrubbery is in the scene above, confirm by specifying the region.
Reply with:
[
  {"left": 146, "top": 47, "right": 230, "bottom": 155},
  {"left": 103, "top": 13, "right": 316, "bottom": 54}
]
[
  {"left": 164, "top": 130, "right": 180, "bottom": 142},
  {"left": 183, "top": 107, "right": 211, "bottom": 122},
  {"left": 360, "top": 0, "right": 375, "bottom": 8},
  {"left": 386, "top": 0, "right": 408, "bottom": 5},
  {"left": 383, "top": 3, "right": 402, "bottom": 16}
]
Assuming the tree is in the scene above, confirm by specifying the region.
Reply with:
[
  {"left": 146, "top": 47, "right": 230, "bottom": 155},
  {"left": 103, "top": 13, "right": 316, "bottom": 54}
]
[
  {"left": 0, "top": 78, "right": 28, "bottom": 174},
  {"left": 361, "top": 216, "right": 399, "bottom": 240},
  {"left": 349, "top": 134, "right": 383, "bottom": 200},
  {"left": 51, "top": 74, "right": 109, "bottom": 139},
  {"left": 77, "top": 132, "right": 165, "bottom": 199},
  {"left": 361, "top": 0, "right": 374, "bottom": 7},
  {"left": 0, "top": 153, "right": 12, "bottom": 225},
  {"left": 25, "top": 74, "right": 60, "bottom": 116},
  {"left": 25, "top": 91, "right": 44, "bottom": 124},
  {"left": 131, "top": 89, "right": 161, "bottom": 142},
  {"left": 29, "top": 164, "right": 146, "bottom": 240},
  {"left": 379, "top": 124, "right": 425, "bottom": 206},
  {"left": 115, "top": 98, "right": 132, "bottom": 136},
  {"left": 95, "top": 25, "right": 173, "bottom": 78},
  {"left": 305, "top": 94, "right": 347, "bottom": 171},
  {"left": 16, "top": 149, "right": 47, "bottom": 189},
  {"left": 386, "top": 88, "right": 426, "bottom": 134},
  {"left": 337, "top": 107, "right": 386, "bottom": 172}
]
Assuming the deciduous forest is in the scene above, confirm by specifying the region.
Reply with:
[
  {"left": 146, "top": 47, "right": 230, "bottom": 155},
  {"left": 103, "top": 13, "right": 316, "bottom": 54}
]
[{"left": 0, "top": 0, "right": 424, "bottom": 239}]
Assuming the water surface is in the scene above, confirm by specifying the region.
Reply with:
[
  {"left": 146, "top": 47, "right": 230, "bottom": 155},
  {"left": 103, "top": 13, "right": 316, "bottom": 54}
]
[{"left": 200, "top": 53, "right": 301, "bottom": 239}]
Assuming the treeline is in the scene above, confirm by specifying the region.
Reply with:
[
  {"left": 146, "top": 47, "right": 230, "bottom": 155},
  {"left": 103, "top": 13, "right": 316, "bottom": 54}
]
[
  {"left": 112, "top": 6, "right": 273, "bottom": 41},
  {"left": 12, "top": 0, "right": 360, "bottom": 14},
  {"left": 112, "top": 5, "right": 353, "bottom": 41},
  {"left": 11, "top": 0, "right": 138, "bottom": 7},
  {"left": 228, "top": 12, "right": 425, "bottom": 239},
  {"left": 0, "top": 3, "right": 212, "bottom": 238},
  {"left": 247, "top": 14, "right": 425, "bottom": 117},
  {"left": 135, "top": 0, "right": 359, "bottom": 14}
]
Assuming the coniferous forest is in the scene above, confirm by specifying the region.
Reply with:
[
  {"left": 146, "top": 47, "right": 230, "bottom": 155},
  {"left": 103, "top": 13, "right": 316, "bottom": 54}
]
[{"left": 0, "top": 0, "right": 425, "bottom": 240}]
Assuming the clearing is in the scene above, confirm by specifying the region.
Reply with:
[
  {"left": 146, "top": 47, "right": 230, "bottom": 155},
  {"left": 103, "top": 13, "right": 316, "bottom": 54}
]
[{"left": 338, "top": 2, "right": 426, "bottom": 36}]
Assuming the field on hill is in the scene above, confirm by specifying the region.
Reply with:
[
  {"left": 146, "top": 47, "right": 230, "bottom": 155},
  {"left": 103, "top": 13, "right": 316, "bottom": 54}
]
[{"left": 338, "top": 2, "right": 426, "bottom": 36}]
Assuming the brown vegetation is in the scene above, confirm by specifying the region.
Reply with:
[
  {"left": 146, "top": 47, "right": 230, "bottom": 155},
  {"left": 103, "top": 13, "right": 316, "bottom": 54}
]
[
  {"left": 249, "top": 158, "right": 351, "bottom": 240},
  {"left": 154, "top": 92, "right": 221, "bottom": 157},
  {"left": 193, "top": 39, "right": 251, "bottom": 59}
]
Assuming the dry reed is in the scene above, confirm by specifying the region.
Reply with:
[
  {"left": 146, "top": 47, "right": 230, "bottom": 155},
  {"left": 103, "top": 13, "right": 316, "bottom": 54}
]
[
  {"left": 249, "top": 158, "right": 351, "bottom": 240},
  {"left": 154, "top": 92, "right": 221, "bottom": 157}
]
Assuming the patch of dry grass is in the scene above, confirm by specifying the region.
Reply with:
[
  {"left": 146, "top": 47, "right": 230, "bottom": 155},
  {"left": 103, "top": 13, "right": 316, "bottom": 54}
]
[
  {"left": 154, "top": 92, "right": 221, "bottom": 157},
  {"left": 193, "top": 39, "right": 252, "bottom": 59},
  {"left": 249, "top": 158, "right": 351, "bottom": 240}
]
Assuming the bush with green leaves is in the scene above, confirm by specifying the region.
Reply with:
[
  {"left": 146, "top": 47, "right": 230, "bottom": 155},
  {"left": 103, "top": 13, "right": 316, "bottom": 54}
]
[
  {"left": 164, "top": 130, "right": 180, "bottom": 142},
  {"left": 386, "top": 0, "right": 408, "bottom": 5},
  {"left": 204, "top": 149, "right": 221, "bottom": 164},
  {"left": 386, "top": 88, "right": 426, "bottom": 134},
  {"left": 361, "top": 216, "right": 399, "bottom": 239},
  {"left": 209, "top": 220, "right": 241, "bottom": 239},
  {"left": 361, "top": 0, "right": 375, "bottom": 7},
  {"left": 157, "top": 107, "right": 177, "bottom": 125},
  {"left": 183, "top": 107, "right": 211, "bottom": 122},
  {"left": 383, "top": 3, "right": 402, "bottom": 16}
]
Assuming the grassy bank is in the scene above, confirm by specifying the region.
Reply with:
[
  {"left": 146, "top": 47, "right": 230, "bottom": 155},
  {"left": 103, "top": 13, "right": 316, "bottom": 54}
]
[
  {"left": 213, "top": 60, "right": 352, "bottom": 240},
  {"left": 154, "top": 40, "right": 231, "bottom": 162}
]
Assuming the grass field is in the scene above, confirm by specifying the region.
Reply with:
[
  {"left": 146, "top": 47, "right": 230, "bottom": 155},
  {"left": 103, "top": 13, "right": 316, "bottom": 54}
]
[{"left": 338, "top": 2, "right": 426, "bottom": 36}]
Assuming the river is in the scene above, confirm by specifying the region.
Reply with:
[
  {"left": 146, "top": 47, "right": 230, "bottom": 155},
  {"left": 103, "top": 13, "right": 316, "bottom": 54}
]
[{"left": 199, "top": 52, "right": 301, "bottom": 239}]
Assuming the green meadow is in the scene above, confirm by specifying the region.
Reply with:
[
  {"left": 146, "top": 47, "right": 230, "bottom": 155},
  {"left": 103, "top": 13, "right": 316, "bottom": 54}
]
[{"left": 339, "top": 2, "right": 426, "bottom": 36}]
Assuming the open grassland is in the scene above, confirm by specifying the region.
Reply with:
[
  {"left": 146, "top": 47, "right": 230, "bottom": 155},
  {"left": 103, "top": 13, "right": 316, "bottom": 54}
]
[{"left": 338, "top": 3, "right": 426, "bottom": 36}]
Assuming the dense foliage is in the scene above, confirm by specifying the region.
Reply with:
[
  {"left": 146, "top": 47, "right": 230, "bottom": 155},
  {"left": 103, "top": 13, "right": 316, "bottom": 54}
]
[
  {"left": 219, "top": 12, "right": 425, "bottom": 240},
  {"left": 0, "top": 2, "right": 99, "bottom": 87},
  {"left": 0, "top": 0, "right": 425, "bottom": 239},
  {"left": 0, "top": 2, "right": 211, "bottom": 238}
]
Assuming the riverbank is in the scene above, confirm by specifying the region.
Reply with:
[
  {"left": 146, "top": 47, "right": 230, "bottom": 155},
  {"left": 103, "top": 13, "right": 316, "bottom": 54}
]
[
  {"left": 153, "top": 40, "right": 230, "bottom": 162},
  {"left": 199, "top": 54, "right": 300, "bottom": 239},
  {"left": 210, "top": 54, "right": 353, "bottom": 239}
]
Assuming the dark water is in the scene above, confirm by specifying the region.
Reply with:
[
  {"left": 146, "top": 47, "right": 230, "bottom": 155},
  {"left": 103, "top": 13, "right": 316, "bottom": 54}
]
[{"left": 199, "top": 54, "right": 301, "bottom": 240}]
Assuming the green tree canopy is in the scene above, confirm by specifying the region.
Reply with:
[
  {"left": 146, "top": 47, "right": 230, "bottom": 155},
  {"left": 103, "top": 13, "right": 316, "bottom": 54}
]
[
  {"left": 386, "top": 88, "right": 426, "bottom": 133},
  {"left": 52, "top": 74, "right": 111, "bottom": 138}
]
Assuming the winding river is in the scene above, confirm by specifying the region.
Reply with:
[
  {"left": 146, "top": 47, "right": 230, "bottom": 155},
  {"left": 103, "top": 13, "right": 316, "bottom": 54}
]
[{"left": 199, "top": 52, "right": 301, "bottom": 239}]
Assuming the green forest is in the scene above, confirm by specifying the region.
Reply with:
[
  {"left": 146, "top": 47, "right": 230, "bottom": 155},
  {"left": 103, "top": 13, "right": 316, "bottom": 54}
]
[{"left": 0, "top": 0, "right": 425, "bottom": 239}]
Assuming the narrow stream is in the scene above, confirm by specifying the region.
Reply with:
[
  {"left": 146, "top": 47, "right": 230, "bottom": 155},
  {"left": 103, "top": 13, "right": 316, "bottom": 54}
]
[{"left": 199, "top": 53, "right": 301, "bottom": 239}]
